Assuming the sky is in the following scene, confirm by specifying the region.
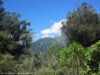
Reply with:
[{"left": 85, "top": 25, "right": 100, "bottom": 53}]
[{"left": 3, "top": 0, "right": 100, "bottom": 39}]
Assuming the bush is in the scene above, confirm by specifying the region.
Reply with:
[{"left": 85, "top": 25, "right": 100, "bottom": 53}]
[{"left": 0, "top": 54, "right": 18, "bottom": 74}]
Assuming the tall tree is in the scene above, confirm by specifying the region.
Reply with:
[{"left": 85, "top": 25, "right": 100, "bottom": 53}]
[
  {"left": 61, "top": 2, "right": 100, "bottom": 47},
  {"left": 4, "top": 12, "right": 32, "bottom": 57},
  {"left": 61, "top": 2, "right": 100, "bottom": 74},
  {"left": 0, "top": 0, "right": 4, "bottom": 30},
  {"left": 0, "top": 0, "right": 8, "bottom": 53},
  {"left": 0, "top": 0, "right": 32, "bottom": 57}
]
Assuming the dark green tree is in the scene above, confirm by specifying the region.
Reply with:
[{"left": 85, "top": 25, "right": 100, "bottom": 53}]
[
  {"left": 0, "top": 0, "right": 4, "bottom": 30},
  {"left": 4, "top": 12, "right": 32, "bottom": 57},
  {"left": 61, "top": 2, "right": 100, "bottom": 47},
  {"left": 0, "top": 0, "right": 8, "bottom": 53},
  {"left": 61, "top": 2, "right": 100, "bottom": 74},
  {"left": 0, "top": 0, "right": 35, "bottom": 74}
]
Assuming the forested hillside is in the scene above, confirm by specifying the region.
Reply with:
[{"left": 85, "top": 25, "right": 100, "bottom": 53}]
[
  {"left": 31, "top": 36, "right": 66, "bottom": 55},
  {"left": 0, "top": 0, "right": 100, "bottom": 75}
]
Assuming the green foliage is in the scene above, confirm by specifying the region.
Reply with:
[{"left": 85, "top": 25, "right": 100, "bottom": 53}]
[
  {"left": 0, "top": 1, "right": 100, "bottom": 75},
  {"left": 60, "top": 2, "right": 100, "bottom": 74},
  {"left": 0, "top": 53, "right": 41, "bottom": 75},
  {"left": 0, "top": 54, "right": 18, "bottom": 74},
  {"left": 34, "top": 67, "right": 56, "bottom": 75},
  {"left": 0, "top": 0, "right": 35, "bottom": 74},
  {"left": 58, "top": 42, "right": 85, "bottom": 75},
  {"left": 40, "top": 41, "right": 100, "bottom": 75},
  {"left": 61, "top": 2, "right": 100, "bottom": 47},
  {"left": 85, "top": 41, "right": 100, "bottom": 74}
]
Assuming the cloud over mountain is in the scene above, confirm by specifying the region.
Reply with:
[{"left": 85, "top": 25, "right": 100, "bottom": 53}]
[{"left": 40, "top": 19, "right": 66, "bottom": 38}]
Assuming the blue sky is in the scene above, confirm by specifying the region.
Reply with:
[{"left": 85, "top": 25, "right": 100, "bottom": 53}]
[{"left": 3, "top": 0, "right": 100, "bottom": 39}]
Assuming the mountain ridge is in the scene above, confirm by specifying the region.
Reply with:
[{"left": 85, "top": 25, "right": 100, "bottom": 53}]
[{"left": 31, "top": 36, "right": 66, "bottom": 55}]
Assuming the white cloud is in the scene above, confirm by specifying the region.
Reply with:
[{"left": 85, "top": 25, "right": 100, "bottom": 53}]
[
  {"left": 40, "top": 19, "right": 66, "bottom": 38},
  {"left": 41, "top": 34, "right": 51, "bottom": 38}
]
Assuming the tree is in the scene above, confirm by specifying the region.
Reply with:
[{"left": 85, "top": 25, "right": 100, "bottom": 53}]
[
  {"left": 59, "top": 43, "right": 86, "bottom": 75},
  {"left": 61, "top": 2, "right": 100, "bottom": 47},
  {"left": 2, "top": 12, "right": 32, "bottom": 58},
  {"left": 0, "top": 0, "right": 35, "bottom": 74},
  {"left": 85, "top": 41, "right": 100, "bottom": 74},
  {"left": 61, "top": 2, "right": 100, "bottom": 74},
  {"left": 0, "top": 0, "right": 8, "bottom": 53},
  {"left": 0, "top": 0, "right": 4, "bottom": 30}
]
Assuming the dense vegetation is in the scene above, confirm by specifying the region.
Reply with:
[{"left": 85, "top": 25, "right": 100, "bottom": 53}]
[
  {"left": 0, "top": 0, "right": 40, "bottom": 74},
  {"left": 61, "top": 2, "right": 100, "bottom": 47},
  {"left": 0, "top": 0, "right": 100, "bottom": 75}
]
